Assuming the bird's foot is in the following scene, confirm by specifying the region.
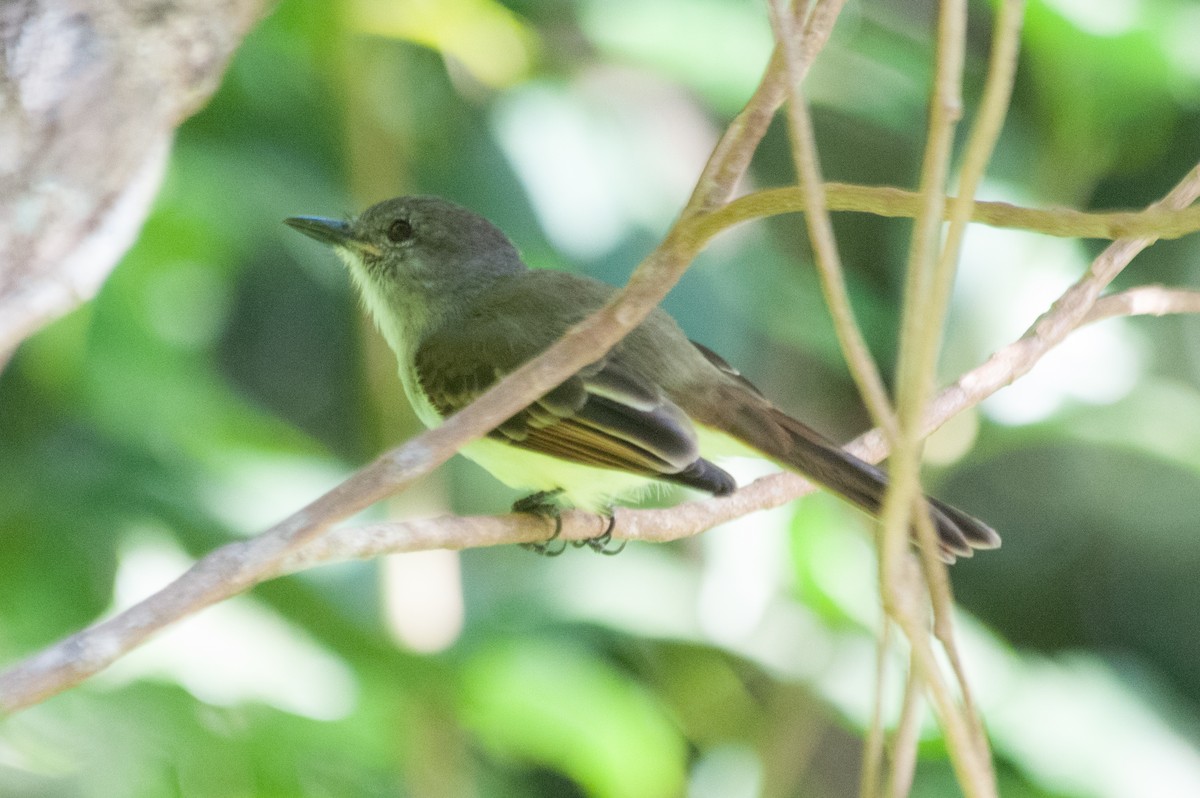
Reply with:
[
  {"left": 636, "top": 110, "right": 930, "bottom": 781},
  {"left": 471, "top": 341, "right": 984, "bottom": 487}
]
[
  {"left": 514, "top": 490, "right": 566, "bottom": 556},
  {"left": 574, "top": 511, "right": 624, "bottom": 556}
]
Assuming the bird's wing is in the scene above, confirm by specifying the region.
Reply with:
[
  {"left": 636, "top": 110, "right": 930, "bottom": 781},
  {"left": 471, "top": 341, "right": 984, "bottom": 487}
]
[
  {"left": 413, "top": 306, "right": 734, "bottom": 494},
  {"left": 689, "top": 339, "right": 766, "bottom": 397}
]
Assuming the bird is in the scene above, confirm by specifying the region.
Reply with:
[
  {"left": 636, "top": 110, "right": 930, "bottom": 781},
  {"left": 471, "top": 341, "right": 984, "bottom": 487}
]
[{"left": 285, "top": 195, "right": 1000, "bottom": 560}]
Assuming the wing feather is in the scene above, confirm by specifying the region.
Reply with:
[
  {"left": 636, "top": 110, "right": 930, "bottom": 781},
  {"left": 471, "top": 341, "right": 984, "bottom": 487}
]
[{"left": 413, "top": 305, "right": 734, "bottom": 493}]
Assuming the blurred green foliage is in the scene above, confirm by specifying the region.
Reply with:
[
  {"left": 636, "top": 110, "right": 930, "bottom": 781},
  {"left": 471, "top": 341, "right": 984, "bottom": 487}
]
[{"left": 3, "top": 0, "right": 1200, "bottom": 796}]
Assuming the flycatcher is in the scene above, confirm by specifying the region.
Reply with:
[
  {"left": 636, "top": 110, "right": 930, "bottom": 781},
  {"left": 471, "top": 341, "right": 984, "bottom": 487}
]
[{"left": 285, "top": 196, "right": 999, "bottom": 560}]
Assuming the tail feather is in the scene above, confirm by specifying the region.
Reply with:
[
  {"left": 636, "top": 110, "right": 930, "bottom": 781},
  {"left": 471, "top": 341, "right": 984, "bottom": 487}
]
[{"left": 709, "top": 394, "right": 1000, "bottom": 562}]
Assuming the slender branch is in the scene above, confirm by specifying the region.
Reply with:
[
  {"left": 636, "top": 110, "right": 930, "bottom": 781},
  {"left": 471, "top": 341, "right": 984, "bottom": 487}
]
[
  {"left": 885, "top": 659, "right": 925, "bottom": 798},
  {"left": 885, "top": 577, "right": 983, "bottom": 797},
  {"left": 1083, "top": 285, "right": 1200, "bottom": 324},
  {"left": 883, "top": 0, "right": 967, "bottom": 580},
  {"left": 917, "top": 0, "right": 1025, "bottom": 785},
  {"left": 879, "top": 0, "right": 990, "bottom": 791},
  {"left": 859, "top": 618, "right": 894, "bottom": 798},
  {"left": 686, "top": 0, "right": 843, "bottom": 212},
  {"left": 696, "top": 184, "right": 1200, "bottom": 243},
  {"left": 768, "top": 0, "right": 896, "bottom": 440}
]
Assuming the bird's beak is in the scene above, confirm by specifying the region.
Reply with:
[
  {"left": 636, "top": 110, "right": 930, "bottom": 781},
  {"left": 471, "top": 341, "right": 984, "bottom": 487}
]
[{"left": 284, "top": 215, "right": 380, "bottom": 256}]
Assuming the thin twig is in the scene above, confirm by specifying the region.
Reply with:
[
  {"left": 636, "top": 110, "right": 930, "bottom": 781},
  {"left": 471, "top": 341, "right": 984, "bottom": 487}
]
[
  {"left": 883, "top": 0, "right": 967, "bottom": 581},
  {"left": 686, "top": 0, "right": 845, "bottom": 213},
  {"left": 886, "top": 585, "right": 983, "bottom": 797},
  {"left": 879, "top": 0, "right": 966, "bottom": 646},
  {"left": 860, "top": 618, "right": 894, "bottom": 798},
  {"left": 768, "top": 0, "right": 898, "bottom": 441},
  {"left": 949, "top": 163, "right": 1200, "bottom": 413},
  {"left": 1083, "top": 284, "right": 1200, "bottom": 325},
  {"left": 919, "top": 0, "right": 1025, "bottom": 781},
  {"left": 880, "top": 0, "right": 999, "bottom": 794},
  {"left": 885, "top": 657, "right": 926, "bottom": 798},
  {"left": 697, "top": 184, "right": 1200, "bottom": 243}
]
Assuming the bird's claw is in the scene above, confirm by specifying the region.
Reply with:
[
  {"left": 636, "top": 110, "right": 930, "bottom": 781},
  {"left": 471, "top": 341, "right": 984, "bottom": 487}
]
[
  {"left": 515, "top": 490, "right": 567, "bottom": 557},
  {"left": 515, "top": 494, "right": 623, "bottom": 556},
  {"left": 574, "top": 513, "right": 624, "bottom": 555}
]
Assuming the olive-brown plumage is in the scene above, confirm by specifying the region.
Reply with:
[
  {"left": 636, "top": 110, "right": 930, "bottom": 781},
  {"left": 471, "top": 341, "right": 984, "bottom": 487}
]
[{"left": 286, "top": 196, "right": 1000, "bottom": 560}]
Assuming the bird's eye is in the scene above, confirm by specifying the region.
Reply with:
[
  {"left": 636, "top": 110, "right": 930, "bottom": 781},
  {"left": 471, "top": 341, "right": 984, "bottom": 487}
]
[{"left": 386, "top": 218, "right": 414, "bottom": 243}]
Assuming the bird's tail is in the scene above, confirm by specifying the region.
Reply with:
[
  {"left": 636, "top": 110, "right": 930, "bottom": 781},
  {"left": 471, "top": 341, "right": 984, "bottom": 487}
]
[{"left": 713, "top": 394, "right": 1000, "bottom": 561}]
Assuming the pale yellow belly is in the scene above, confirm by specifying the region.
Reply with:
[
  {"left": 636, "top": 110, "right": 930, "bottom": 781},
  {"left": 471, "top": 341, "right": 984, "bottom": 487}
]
[
  {"left": 458, "top": 426, "right": 758, "bottom": 512},
  {"left": 459, "top": 437, "right": 659, "bottom": 512}
]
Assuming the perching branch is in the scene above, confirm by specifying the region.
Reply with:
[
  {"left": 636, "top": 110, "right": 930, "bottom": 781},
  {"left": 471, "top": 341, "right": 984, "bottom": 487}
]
[{"left": 170, "top": 275, "right": 1200, "bottom": 580}]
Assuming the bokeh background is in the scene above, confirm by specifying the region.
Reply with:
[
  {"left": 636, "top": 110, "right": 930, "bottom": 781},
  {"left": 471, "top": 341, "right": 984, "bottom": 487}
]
[{"left": 3, "top": 0, "right": 1200, "bottom": 795}]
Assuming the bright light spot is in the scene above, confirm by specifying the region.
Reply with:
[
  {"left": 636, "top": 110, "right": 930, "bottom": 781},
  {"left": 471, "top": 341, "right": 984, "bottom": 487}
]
[
  {"left": 985, "top": 319, "right": 1143, "bottom": 425},
  {"left": 548, "top": 545, "right": 705, "bottom": 639},
  {"left": 1044, "top": 0, "right": 1143, "bottom": 36},
  {"left": 383, "top": 550, "right": 464, "bottom": 652},
  {"left": 493, "top": 87, "right": 628, "bottom": 258},
  {"left": 956, "top": 222, "right": 1083, "bottom": 343},
  {"left": 492, "top": 76, "right": 713, "bottom": 259},
  {"left": 924, "top": 406, "right": 980, "bottom": 465},
  {"left": 1163, "top": 8, "right": 1200, "bottom": 78},
  {"left": 814, "top": 633, "right": 905, "bottom": 726},
  {"left": 688, "top": 744, "right": 763, "bottom": 798},
  {"left": 805, "top": 516, "right": 877, "bottom": 628},
  {"left": 697, "top": 460, "right": 790, "bottom": 644},
  {"left": 203, "top": 455, "right": 351, "bottom": 535},
  {"left": 986, "top": 656, "right": 1200, "bottom": 798},
  {"left": 579, "top": 0, "right": 772, "bottom": 112},
  {"left": 954, "top": 217, "right": 1144, "bottom": 426},
  {"left": 351, "top": 0, "right": 536, "bottom": 87},
  {"left": 102, "top": 533, "right": 357, "bottom": 719}
]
